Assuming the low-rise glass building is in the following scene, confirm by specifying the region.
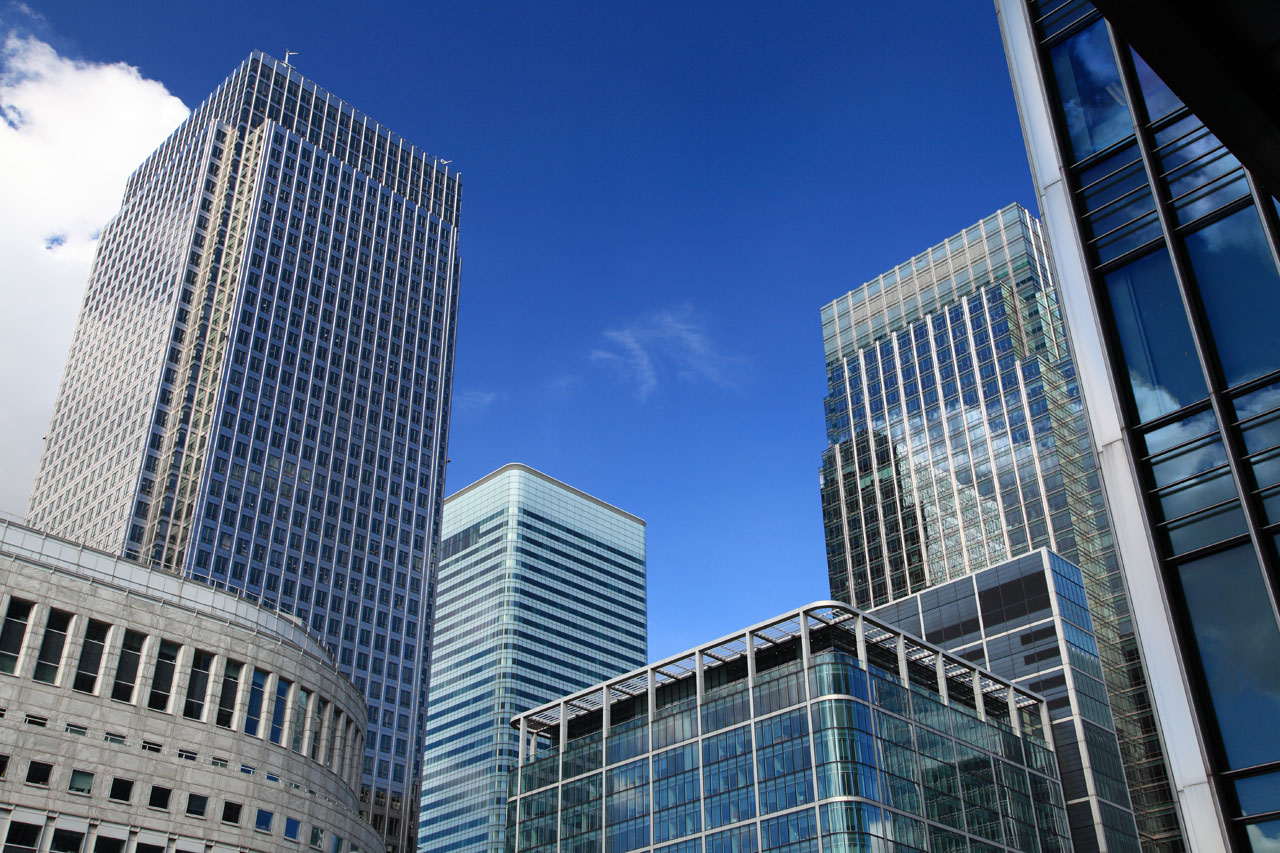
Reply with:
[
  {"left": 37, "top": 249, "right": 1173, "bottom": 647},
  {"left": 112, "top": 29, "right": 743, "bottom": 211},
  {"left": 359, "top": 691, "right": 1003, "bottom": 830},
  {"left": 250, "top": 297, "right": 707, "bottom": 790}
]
[{"left": 506, "top": 602, "right": 1071, "bottom": 853}]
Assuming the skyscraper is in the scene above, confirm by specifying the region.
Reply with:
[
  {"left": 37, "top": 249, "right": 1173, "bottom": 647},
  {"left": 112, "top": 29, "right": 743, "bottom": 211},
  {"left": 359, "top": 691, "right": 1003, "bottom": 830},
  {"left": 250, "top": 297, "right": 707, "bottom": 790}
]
[
  {"left": 997, "top": 2, "right": 1280, "bottom": 848},
  {"left": 419, "top": 464, "right": 647, "bottom": 853},
  {"left": 818, "top": 205, "right": 1180, "bottom": 847},
  {"left": 26, "top": 51, "right": 459, "bottom": 851}
]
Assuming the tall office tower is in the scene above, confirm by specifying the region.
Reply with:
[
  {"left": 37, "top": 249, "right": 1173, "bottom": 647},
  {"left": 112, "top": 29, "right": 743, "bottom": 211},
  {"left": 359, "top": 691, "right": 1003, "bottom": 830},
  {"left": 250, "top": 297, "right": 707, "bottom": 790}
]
[
  {"left": 997, "top": 2, "right": 1280, "bottom": 849},
  {"left": 507, "top": 601, "right": 1074, "bottom": 853},
  {"left": 25, "top": 51, "right": 460, "bottom": 852},
  {"left": 418, "top": 464, "right": 647, "bottom": 853},
  {"left": 818, "top": 204, "right": 1180, "bottom": 848},
  {"left": 873, "top": 549, "right": 1139, "bottom": 852}
]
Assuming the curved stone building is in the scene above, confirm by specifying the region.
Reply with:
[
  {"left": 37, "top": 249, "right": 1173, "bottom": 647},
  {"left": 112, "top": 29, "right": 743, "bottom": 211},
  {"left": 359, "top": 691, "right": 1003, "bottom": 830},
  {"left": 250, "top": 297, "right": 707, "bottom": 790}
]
[{"left": 0, "top": 518, "right": 380, "bottom": 853}]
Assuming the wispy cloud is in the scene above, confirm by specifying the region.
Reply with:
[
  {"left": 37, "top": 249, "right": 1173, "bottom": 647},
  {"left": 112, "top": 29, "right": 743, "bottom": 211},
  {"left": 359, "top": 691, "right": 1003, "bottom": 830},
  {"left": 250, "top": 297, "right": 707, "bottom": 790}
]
[
  {"left": 454, "top": 389, "right": 499, "bottom": 417},
  {"left": 590, "top": 305, "right": 744, "bottom": 401},
  {"left": 0, "top": 30, "right": 188, "bottom": 515}
]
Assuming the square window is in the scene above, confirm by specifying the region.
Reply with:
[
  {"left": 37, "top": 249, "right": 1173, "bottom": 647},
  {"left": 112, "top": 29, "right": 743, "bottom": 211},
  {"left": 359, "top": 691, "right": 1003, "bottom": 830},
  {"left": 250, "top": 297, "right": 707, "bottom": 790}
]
[
  {"left": 109, "top": 778, "right": 134, "bottom": 802},
  {"left": 68, "top": 769, "right": 94, "bottom": 794},
  {"left": 223, "top": 802, "right": 243, "bottom": 824},
  {"left": 148, "top": 785, "right": 171, "bottom": 809},
  {"left": 256, "top": 809, "right": 274, "bottom": 832},
  {"left": 285, "top": 817, "right": 301, "bottom": 841},
  {"left": 186, "top": 793, "right": 208, "bottom": 817},
  {"left": 25, "top": 761, "right": 52, "bottom": 786}
]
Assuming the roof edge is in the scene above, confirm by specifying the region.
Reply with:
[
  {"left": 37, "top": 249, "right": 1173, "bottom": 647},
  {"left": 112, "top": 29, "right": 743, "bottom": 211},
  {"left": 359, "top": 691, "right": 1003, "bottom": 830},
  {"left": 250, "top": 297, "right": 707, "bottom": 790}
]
[{"left": 444, "top": 463, "right": 645, "bottom": 526}]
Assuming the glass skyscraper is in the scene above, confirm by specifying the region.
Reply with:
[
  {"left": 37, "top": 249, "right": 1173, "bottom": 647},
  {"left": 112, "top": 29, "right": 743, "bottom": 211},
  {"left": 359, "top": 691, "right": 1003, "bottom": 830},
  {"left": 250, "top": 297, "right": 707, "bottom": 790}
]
[
  {"left": 25, "top": 51, "right": 459, "bottom": 851},
  {"left": 873, "top": 549, "right": 1139, "bottom": 852},
  {"left": 419, "top": 464, "right": 647, "bottom": 853},
  {"left": 998, "top": 1, "right": 1280, "bottom": 848},
  {"left": 506, "top": 601, "right": 1074, "bottom": 853},
  {"left": 818, "top": 205, "right": 1179, "bottom": 847}
]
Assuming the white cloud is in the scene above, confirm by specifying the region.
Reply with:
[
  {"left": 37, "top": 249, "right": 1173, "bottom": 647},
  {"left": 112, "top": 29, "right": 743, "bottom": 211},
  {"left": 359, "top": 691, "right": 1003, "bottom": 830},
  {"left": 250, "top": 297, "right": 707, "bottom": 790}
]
[
  {"left": 0, "top": 33, "right": 188, "bottom": 516},
  {"left": 590, "top": 304, "right": 744, "bottom": 402}
]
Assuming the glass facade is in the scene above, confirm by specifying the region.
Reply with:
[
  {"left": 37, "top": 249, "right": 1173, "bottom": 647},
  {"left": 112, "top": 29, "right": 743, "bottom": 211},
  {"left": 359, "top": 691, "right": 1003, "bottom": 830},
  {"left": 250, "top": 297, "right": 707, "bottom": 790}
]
[
  {"left": 419, "top": 464, "right": 647, "bottom": 853},
  {"left": 26, "top": 51, "right": 460, "bottom": 851},
  {"left": 507, "top": 602, "right": 1071, "bottom": 853},
  {"left": 873, "top": 549, "right": 1139, "bottom": 852},
  {"left": 1000, "top": 1, "right": 1280, "bottom": 847},
  {"left": 818, "top": 204, "right": 1176, "bottom": 845}
]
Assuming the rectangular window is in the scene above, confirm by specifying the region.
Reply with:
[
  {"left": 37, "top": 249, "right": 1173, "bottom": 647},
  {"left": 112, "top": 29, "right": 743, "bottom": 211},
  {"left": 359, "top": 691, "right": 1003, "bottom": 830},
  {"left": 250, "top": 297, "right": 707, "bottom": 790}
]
[
  {"left": 147, "top": 641, "right": 180, "bottom": 711},
  {"left": 0, "top": 598, "right": 33, "bottom": 675},
  {"left": 183, "top": 651, "right": 214, "bottom": 719},
  {"left": 270, "top": 678, "right": 291, "bottom": 744},
  {"left": 187, "top": 793, "right": 209, "bottom": 817},
  {"left": 285, "top": 817, "right": 301, "bottom": 841},
  {"left": 245, "top": 668, "right": 268, "bottom": 736},
  {"left": 292, "top": 688, "right": 311, "bottom": 753},
  {"left": 216, "top": 660, "right": 242, "bottom": 728},
  {"left": 32, "top": 609, "right": 71, "bottom": 684},
  {"left": 256, "top": 809, "right": 274, "bottom": 832},
  {"left": 68, "top": 769, "right": 94, "bottom": 794},
  {"left": 109, "top": 778, "right": 133, "bottom": 802},
  {"left": 73, "top": 619, "right": 110, "bottom": 693},
  {"left": 223, "top": 802, "right": 243, "bottom": 825},
  {"left": 111, "top": 630, "right": 146, "bottom": 702},
  {"left": 25, "top": 761, "right": 52, "bottom": 786},
  {"left": 94, "top": 837, "right": 126, "bottom": 853}
]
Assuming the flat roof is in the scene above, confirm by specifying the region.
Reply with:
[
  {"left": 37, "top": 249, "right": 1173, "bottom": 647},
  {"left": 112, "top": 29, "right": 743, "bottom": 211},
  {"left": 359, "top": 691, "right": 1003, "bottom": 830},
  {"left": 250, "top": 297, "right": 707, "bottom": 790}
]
[{"left": 443, "top": 462, "right": 645, "bottom": 526}]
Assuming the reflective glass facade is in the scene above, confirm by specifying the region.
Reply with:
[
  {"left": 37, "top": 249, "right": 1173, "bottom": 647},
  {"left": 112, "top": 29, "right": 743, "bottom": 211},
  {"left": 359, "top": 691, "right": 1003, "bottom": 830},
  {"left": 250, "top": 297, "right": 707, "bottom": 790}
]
[
  {"left": 999, "top": 2, "right": 1280, "bottom": 848},
  {"left": 507, "top": 602, "right": 1071, "bottom": 853},
  {"left": 419, "top": 464, "right": 647, "bottom": 853},
  {"left": 818, "top": 205, "right": 1175, "bottom": 845},
  {"left": 26, "top": 51, "right": 460, "bottom": 851},
  {"left": 874, "top": 549, "right": 1139, "bottom": 852}
]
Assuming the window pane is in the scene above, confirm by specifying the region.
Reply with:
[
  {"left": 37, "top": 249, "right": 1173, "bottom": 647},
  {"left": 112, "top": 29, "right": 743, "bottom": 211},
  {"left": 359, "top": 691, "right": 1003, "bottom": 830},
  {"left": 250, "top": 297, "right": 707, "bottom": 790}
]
[
  {"left": 1235, "top": 771, "right": 1280, "bottom": 817},
  {"left": 1247, "top": 820, "right": 1280, "bottom": 852},
  {"left": 1184, "top": 205, "right": 1280, "bottom": 388},
  {"left": 1049, "top": 20, "right": 1134, "bottom": 162},
  {"left": 1105, "top": 249, "right": 1206, "bottom": 420},
  {"left": 1177, "top": 544, "right": 1280, "bottom": 769},
  {"left": 0, "top": 599, "right": 33, "bottom": 675},
  {"left": 1129, "top": 49, "right": 1182, "bottom": 123}
]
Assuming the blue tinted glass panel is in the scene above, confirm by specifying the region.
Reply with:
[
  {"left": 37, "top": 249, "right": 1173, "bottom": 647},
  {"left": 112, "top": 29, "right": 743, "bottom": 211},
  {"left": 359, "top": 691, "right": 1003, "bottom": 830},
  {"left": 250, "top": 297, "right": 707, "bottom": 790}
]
[
  {"left": 1247, "top": 820, "right": 1280, "bottom": 852},
  {"left": 1129, "top": 50, "right": 1182, "bottom": 123},
  {"left": 1105, "top": 249, "right": 1206, "bottom": 420},
  {"left": 1235, "top": 771, "right": 1280, "bottom": 817},
  {"left": 1177, "top": 544, "right": 1280, "bottom": 769},
  {"left": 1184, "top": 205, "right": 1280, "bottom": 388},
  {"left": 1049, "top": 20, "right": 1134, "bottom": 162}
]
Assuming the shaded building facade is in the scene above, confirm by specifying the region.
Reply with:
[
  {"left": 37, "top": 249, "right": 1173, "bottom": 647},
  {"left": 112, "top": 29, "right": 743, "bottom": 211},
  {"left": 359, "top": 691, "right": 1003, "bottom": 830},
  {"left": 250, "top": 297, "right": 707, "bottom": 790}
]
[
  {"left": 873, "top": 549, "right": 1139, "bottom": 852},
  {"left": 418, "top": 465, "right": 647, "bottom": 853},
  {"left": 997, "top": 1, "right": 1280, "bottom": 848},
  {"left": 818, "top": 204, "right": 1177, "bottom": 846},
  {"left": 506, "top": 601, "right": 1073, "bottom": 853},
  {"left": 25, "top": 51, "right": 459, "bottom": 851}
]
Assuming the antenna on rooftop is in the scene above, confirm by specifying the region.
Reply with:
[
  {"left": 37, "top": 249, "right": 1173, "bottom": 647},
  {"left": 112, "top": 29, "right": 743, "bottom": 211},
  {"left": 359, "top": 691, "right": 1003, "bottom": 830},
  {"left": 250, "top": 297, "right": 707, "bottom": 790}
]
[{"left": 283, "top": 49, "right": 300, "bottom": 67}]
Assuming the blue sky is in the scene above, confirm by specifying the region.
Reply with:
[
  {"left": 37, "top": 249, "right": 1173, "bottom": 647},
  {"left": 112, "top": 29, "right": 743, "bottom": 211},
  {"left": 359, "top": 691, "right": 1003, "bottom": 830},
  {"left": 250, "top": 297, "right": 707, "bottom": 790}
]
[{"left": 4, "top": 1, "right": 1038, "bottom": 659}]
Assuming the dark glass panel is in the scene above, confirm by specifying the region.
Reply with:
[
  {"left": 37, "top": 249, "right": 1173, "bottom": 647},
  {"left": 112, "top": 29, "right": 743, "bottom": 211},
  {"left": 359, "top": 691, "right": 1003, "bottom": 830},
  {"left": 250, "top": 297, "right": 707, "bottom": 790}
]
[
  {"left": 1104, "top": 249, "right": 1206, "bottom": 421},
  {"left": 1129, "top": 50, "right": 1183, "bottom": 123},
  {"left": 1234, "top": 383, "right": 1280, "bottom": 523},
  {"left": 1184, "top": 205, "right": 1280, "bottom": 387},
  {"left": 1048, "top": 20, "right": 1134, "bottom": 162},
  {"left": 1076, "top": 142, "right": 1160, "bottom": 263},
  {"left": 1235, "top": 771, "right": 1280, "bottom": 817},
  {"left": 1163, "top": 499, "right": 1246, "bottom": 555},
  {"left": 1177, "top": 544, "right": 1280, "bottom": 769},
  {"left": 1155, "top": 116, "right": 1247, "bottom": 225},
  {"left": 1030, "top": 0, "right": 1095, "bottom": 42}
]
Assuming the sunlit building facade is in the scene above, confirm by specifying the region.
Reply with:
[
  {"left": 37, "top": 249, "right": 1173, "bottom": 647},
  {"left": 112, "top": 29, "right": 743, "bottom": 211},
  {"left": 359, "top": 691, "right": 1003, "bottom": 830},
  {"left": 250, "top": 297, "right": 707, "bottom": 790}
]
[
  {"left": 997, "top": 1, "right": 1280, "bottom": 849},
  {"left": 419, "top": 464, "right": 646, "bottom": 853},
  {"left": 873, "top": 549, "right": 1139, "bottom": 852},
  {"left": 818, "top": 205, "right": 1177, "bottom": 846},
  {"left": 506, "top": 601, "right": 1073, "bottom": 853},
  {"left": 25, "top": 51, "right": 460, "bottom": 851}
]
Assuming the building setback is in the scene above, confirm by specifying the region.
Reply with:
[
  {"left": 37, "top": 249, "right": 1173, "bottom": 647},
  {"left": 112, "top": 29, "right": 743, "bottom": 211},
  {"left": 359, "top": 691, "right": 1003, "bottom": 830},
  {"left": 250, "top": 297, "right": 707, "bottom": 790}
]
[
  {"left": 419, "top": 464, "right": 647, "bottom": 853},
  {"left": 873, "top": 549, "right": 1138, "bottom": 852},
  {"left": 818, "top": 204, "right": 1178, "bottom": 847},
  {"left": 507, "top": 601, "right": 1073, "bottom": 853},
  {"left": 997, "top": 1, "right": 1280, "bottom": 848},
  {"left": 25, "top": 51, "right": 459, "bottom": 851}
]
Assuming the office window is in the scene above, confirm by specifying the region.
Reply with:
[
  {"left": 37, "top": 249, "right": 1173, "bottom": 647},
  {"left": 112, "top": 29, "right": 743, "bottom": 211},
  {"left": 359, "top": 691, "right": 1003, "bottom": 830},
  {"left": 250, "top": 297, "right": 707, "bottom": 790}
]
[
  {"left": 285, "top": 817, "right": 302, "bottom": 841},
  {"left": 93, "top": 838, "right": 125, "bottom": 853},
  {"left": 245, "top": 668, "right": 268, "bottom": 735},
  {"left": 216, "top": 659, "right": 242, "bottom": 727},
  {"left": 73, "top": 619, "right": 110, "bottom": 693},
  {"left": 149, "top": 785, "right": 171, "bottom": 809},
  {"left": 0, "top": 598, "right": 33, "bottom": 674},
  {"left": 32, "top": 608, "right": 72, "bottom": 683},
  {"left": 183, "top": 650, "right": 214, "bottom": 719},
  {"left": 293, "top": 688, "right": 311, "bottom": 752},
  {"left": 271, "top": 677, "right": 291, "bottom": 744},
  {"left": 109, "top": 778, "right": 133, "bottom": 802},
  {"left": 147, "top": 640, "right": 180, "bottom": 711},
  {"left": 68, "top": 769, "right": 94, "bottom": 794},
  {"left": 111, "top": 630, "right": 146, "bottom": 702},
  {"left": 187, "top": 793, "right": 209, "bottom": 817},
  {"left": 25, "top": 760, "right": 52, "bottom": 786},
  {"left": 256, "top": 809, "right": 275, "bottom": 832},
  {"left": 223, "top": 802, "right": 243, "bottom": 824}
]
